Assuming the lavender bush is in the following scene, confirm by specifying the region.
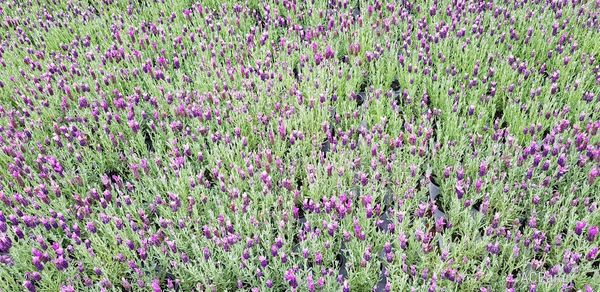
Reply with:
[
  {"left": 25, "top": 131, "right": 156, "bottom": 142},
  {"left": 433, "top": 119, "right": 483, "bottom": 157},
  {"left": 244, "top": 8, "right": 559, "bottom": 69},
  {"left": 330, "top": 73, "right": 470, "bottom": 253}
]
[{"left": 0, "top": 0, "right": 598, "bottom": 291}]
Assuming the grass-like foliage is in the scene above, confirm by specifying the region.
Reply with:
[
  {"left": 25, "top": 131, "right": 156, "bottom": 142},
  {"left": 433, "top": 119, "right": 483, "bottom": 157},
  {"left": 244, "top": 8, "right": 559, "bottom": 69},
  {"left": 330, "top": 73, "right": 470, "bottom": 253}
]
[{"left": 0, "top": 0, "right": 598, "bottom": 291}]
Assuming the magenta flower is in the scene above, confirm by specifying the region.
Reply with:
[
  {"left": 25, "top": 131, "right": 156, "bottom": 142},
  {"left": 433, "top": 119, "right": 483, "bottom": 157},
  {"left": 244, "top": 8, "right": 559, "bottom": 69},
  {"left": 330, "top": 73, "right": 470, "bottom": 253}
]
[
  {"left": 575, "top": 221, "right": 587, "bottom": 235},
  {"left": 151, "top": 279, "right": 161, "bottom": 292},
  {"left": 587, "top": 247, "right": 599, "bottom": 261},
  {"left": 284, "top": 269, "right": 298, "bottom": 288},
  {"left": 588, "top": 226, "right": 599, "bottom": 242}
]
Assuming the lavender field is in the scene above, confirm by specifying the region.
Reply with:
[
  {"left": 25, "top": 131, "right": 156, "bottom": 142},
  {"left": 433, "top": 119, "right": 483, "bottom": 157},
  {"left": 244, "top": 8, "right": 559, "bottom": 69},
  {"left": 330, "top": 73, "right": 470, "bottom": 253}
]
[{"left": 0, "top": 0, "right": 599, "bottom": 291}]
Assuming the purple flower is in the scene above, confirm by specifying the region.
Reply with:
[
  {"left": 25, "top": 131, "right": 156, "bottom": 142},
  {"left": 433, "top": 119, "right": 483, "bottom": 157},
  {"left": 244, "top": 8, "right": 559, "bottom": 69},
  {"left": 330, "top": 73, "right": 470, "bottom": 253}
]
[
  {"left": 575, "top": 221, "right": 587, "bottom": 235},
  {"left": 363, "top": 248, "right": 372, "bottom": 261},
  {"left": 59, "top": 285, "right": 75, "bottom": 292},
  {"left": 314, "top": 53, "right": 323, "bottom": 65},
  {"left": 86, "top": 221, "right": 96, "bottom": 233},
  {"left": 0, "top": 233, "right": 11, "bottom": 253},
  {"left": 455, "top": 183, "right": 464, "bottom": 199},
  {"left": 384, "top": 242, "right": 392, "bottom": 254},
  {"left": 479, "top": 162, "right": 487, "bottom": 177},
  {"left": 353, "top": 219, "right": 365, "bottom": 240},
  {"left": 486, "top": 242, "right": 500, "bottom": 255},
  {"left": 457, "top": 168, "right": 465, "bottom": 180},
  {"left": 151, "top": 279, "right": 161, "bottom": 292},
  {"left": 54, "top": 256, "right": 68, "bottom": 271},
  {"left": 386, "top": 252, "right": 394, "bottom": 263},
  {"left": 399, "top": 233, "right": 408, "bottom": 250},
  {"left": 314, "top": 252, "right": 323, "bottom": 265},
  {"left": 468, "top": 105, "right": 475, "bottom": 116},
  {"left": 529, "top": 283, "right": 537, "bottom": 292},
  {"left": 259, "top": 256, "right": 268, "bottom": 268},
  {"left": 506, "top": 274, "right": 515, "bottom": 288},
  {"left": 475, "top": 179, "right": 483, "bottom": 193},
  {"left": 24, "top": 280, "right": 36, "bottom": 292},
  {"left": 173, "top": 57, "right": 180, "bottom": 69},
  {"left": 588, "top": 226, "right": 599, "bottom": 242},
  {"left": 587, "top": 247, "right": 599, "bottom": 261},
  {"left": 360, "top": 173, "right": 368, "bottom": 186},
  {"left": 203, "top": 247, "right": 211, "bottom": 261},
  {"left": 342, "top": 280, "right": 350, "bottom": 292},
  {"left": 325, "top": 46, "right": 335, "bottom": 59},
  {"left": 284, "top": 269, "right": 297, "bottom": 288}
]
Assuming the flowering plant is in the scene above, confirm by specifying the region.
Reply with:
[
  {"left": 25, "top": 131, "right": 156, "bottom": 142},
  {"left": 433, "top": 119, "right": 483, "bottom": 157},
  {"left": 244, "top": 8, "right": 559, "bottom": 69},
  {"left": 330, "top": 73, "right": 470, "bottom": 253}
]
[{"left": 0, "top": 0, "right": 598, "bottom": 291}]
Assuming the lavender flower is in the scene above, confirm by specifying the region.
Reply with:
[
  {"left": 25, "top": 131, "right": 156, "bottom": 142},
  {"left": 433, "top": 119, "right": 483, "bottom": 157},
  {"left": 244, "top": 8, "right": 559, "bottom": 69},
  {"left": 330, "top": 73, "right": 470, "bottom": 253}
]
[
  {"left": 575, "top": 221, "right": 587, "bottom": 236},
  {"left": 0, "top": 1, "right": 595, "bottom": 290},
  {"left": 588, "top": 226, "right": 599, "bottom": 242}
]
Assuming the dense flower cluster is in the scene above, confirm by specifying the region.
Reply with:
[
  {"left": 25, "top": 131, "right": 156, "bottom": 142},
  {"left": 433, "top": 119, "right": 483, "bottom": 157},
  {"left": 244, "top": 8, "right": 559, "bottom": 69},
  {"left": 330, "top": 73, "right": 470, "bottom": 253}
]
[{"left": 0, "top": 0, "right": 598, "bottom": 291}]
